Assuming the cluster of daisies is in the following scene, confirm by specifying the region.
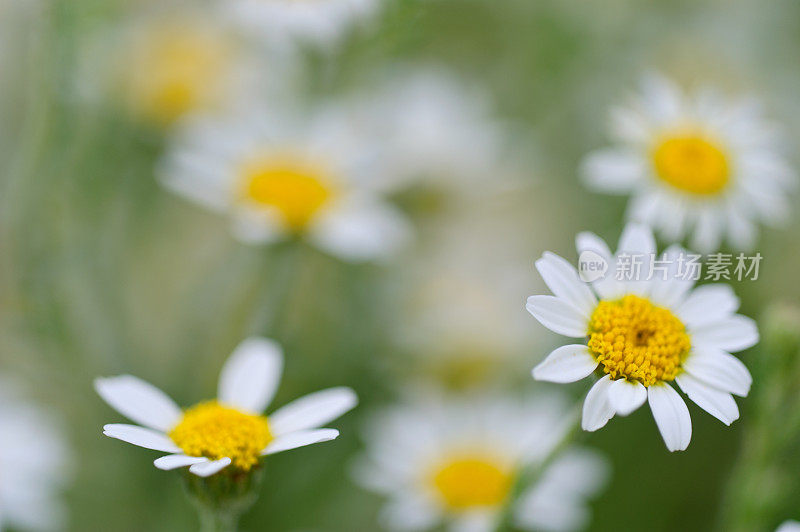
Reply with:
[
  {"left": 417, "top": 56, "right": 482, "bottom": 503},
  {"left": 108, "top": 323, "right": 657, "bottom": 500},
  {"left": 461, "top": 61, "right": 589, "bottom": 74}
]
[{"left": 3, "top": 0, "right": 797, "bottom": 530}]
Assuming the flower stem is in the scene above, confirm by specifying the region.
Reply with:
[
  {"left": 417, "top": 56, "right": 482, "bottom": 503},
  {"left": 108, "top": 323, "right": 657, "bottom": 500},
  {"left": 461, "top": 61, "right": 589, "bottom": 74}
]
[
  {"left": 493, "top": 405, "right": 583, "bottom": 532},
  {"left": 183, "top": 468, "right": 265, "bottom": 532}
]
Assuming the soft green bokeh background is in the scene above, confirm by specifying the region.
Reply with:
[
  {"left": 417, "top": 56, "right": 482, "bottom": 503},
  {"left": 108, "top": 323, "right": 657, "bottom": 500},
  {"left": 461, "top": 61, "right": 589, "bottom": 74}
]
[{"left": 2, "top": 0, "right": 800, "bottom": 530}]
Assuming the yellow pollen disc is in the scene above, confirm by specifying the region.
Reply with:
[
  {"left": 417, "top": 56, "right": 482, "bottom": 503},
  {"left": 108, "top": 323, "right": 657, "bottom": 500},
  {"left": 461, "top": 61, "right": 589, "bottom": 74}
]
[
  {"left": 240, "top": 155, "right": 336, "bottom": 231},
  {"left": 652, "top": 134, "right": 730, "bottom": 195},
  {"left": 588, "top": 295, "right": 691, "bottom": 386},
  {"left": 169, "top": 401, "right": 272, "bottom": 471},
  {"left": 124, "top": 25, "right": 232, "bottom": 125},
  {"left": 431, "top": 456, "right": 513, "bottom": 510}
]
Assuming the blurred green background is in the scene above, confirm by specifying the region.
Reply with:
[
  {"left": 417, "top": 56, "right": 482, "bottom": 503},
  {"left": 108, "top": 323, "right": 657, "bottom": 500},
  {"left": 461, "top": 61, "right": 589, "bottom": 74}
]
[{"left": 2, "top": 0, "right": 800, "bottom": 530}]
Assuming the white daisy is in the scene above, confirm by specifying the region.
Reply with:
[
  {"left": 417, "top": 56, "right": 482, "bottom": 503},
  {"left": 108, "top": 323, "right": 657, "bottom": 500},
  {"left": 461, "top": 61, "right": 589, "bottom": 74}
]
[
  {"left": 158, "top": 106, "right": 412, "bottom": 262},
  {"left": 582, "top": 72, "right": 796, "bottom": 252},
  {"left": 223, "top": 0, "right": 380, "bottom": 51},
  {"left": 0, "top": 380, "right": 71, "bottom": 531},
  {"left": 528, "top": 222, "right": 757, "bottom": 451},
  {"left": 353, "top": 394, "right": 608, "bottom": 532},
  {"left": 95, "top": 337, "right": 357, "bottom": 477}
]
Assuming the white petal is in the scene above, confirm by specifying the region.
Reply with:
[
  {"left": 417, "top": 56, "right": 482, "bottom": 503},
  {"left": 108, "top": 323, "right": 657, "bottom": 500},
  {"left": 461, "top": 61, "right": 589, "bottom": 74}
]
[
  {"left": 218, "top": 337, "right": 283, "bottom": 414},
  {"left": 535, "top": 252, "right": 597, "bottom": 317},
  {"left": 154, "top": 454, "right": 208, "bottom": 471},
  {"left": 576, "top": 231, "right": 612, "bottom": 260},
  {"left": 647, "top": 384, "right": 692, "bottom": 452},
  {"left": 379, "top": 493, "right": 441, "bottom": 532},
  {"left": 608, "top": 379, "right": 647, "bottom": 416},
  {"left": 776, "top": 521, "right": 800, "bottom": 532},
  {"left": 581, "top": 148, "right": 645, "bottom": 193},
  {"left": 576, "top": 231, "right": 624, "bottom": 300},
  {"left": 532, "top": 345, "right": 598, "bottom": 383},
  {"left": 616, "top": 222, "right": 656, "bottom": 256},
  {"left": 676, "top": 373, "right": 739, "bottom": 425},
  {"left": 647, "top": 245, "right": 695, "bottom": 309},
  {"left": 261, "top": 428, "right": 340, "bottom": 455},
  {"left": 525, "top": 295, "right": 589, "bottom": 338},
  {"left": 269, "top": 387, "right": 357, "bottom": 435},
  {"left": 682, "top": 347, "right": 752, "bottom": 396},
  {"left": 102, "top": 424, "right": 182, "bottom": 453},
  {"left": 676, "top": 284, "right": 740, "bottom": 328},
  {"left": 94, "top": 375, "right": 182, "bottom": 432},
  {"left": 690, "top": 210, "right": 723, "bottom": 254},
  {"left": 308, "top": 197, "right": 411, "bottom": 262},
  {"left": 189, "top": 457, "right": 232, "bottom": 477},
  {"left": 582, "top": 375, "right": 616, "bottom": 431},
  {"left": 691, "top": 316, "right": 759, "bottom": 352}
]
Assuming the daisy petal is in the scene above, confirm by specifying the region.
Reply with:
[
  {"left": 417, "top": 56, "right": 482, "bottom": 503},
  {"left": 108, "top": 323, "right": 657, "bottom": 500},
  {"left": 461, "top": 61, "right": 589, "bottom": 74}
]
[
  {"left": 102, "top": 424, "right": 181, "bottom": 453},
  {"left": 535, "top": 252, "right": 597, "bottom": 317},
  {"left": 647, "top": 384, "right": 691, "bottom": 452},
  {"left": 576, "top": 231, "right": 624, "bottom": 300},
  {"left": 154, "top": 454, "right": 208, "bottom": 471},
  {"left": 616, "top": 223, "right": 655, "bottom": 256},
  {"left": 525, "top": 295, "right": 589, "bottom": 338},
  {"left": 582, "top": 375, "right": 615, "bottom": 431},
  {"left": 532, "top": 345, "right": 598, "bottom": 383},
  {"left": 261, "top": 428, "right": 340, "bottom": 455},
  {"left": 269, "top": 387, "right": 357, "bottom": 435},
  {"left": 218, "top": 337, "right": 283, "bottom": 414},
  {"left": 691, "top": 316, "right": 759, "bottom": 352},
  {"left": 676, "top": 374, "right": 739, "bottom": 425},
  {"left": 676, "top": 284, "right": 740, "bottom": 328},
  {"left": 189, "top": 457, "right": 231, "bottom": 477},
  {"left": 608, "top": 379, "right": 647, "bottom": 416},
  {"left": 94, "top": 375, "right": 182, "bottom": 432},
  {"left": 682, "top": 347, "right": 752, "bottom": 396},
  {"left": 581, "top": 148, "right": 645, "bottom": 193}
]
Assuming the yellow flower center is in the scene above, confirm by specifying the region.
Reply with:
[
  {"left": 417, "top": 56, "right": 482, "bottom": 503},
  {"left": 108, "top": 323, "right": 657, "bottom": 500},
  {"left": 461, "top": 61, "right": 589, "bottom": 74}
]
[
  {"left": 169, "top": 401, "right": 272, "bottom": 471},
  {"left": 431, "top": 456, "right": 514, "bottom": 510},
  {"left": 240, "top": 155, "right": 336, "bottom": 231},
  {"left": 652, "top": 134, "right": 730, "bottom": 195},
  {"left": 588, "top": 295, "right": 691, "bottom": 386},
  {"left": 123, "top": 24, "right": 232, "bottom": 125}
]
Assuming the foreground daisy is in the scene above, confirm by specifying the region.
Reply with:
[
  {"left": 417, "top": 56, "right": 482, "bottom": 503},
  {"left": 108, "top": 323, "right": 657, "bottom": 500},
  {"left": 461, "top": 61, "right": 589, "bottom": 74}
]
[
  {"left": 528, "top": 223, "right": 756, "bottom": 451},
  {"left": 582, "top": 73, "right": 796, "bottom": 252},
  {"left": 96, "top": 337, "right": 357, "bottom": 477},
  {"left": 0, "top": 378, "right": 71, "bottom": 531},
  {"left": 158, "top": 107, "right": 411, "bottom": 262},
  {"left": 353, "top": 395, "right": 608, "bottom": 532}
]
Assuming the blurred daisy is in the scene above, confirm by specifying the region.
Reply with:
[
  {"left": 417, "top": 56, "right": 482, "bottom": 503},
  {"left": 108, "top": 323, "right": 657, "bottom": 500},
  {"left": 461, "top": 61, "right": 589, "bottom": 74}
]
[
  {"left": 158, "top": 107, "right": 411, "bottom": 261},
  {"left": 223, "top": 0, "right": 380, "bottom": 50},
  {"left": 349, "top": 70, "right": 512, "bottom": 197},
  {"left": 582, "top": 73, "right": 796, "bottom": 252},
  {"left": 353, "top": 395, "right": 608, "bottom": 532},
  {"left": 777, "top": 521, "right": 800, "bottom": 532},
  {"left": 528, "top": 223, "right": 756, "bottom": 451},
  {"left": 96, "top": 337, "right": 357, "bottom": 477},
  {"left": 106, "top": 12, "right": 260, "bottom": 126},
  {"left": 0, "top": 380, "right": 71, "bottom": 531}
]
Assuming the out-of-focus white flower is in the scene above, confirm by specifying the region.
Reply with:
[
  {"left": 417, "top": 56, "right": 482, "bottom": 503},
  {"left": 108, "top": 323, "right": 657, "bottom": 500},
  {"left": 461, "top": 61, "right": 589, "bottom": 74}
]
[
  {"left": 223, "top": 0, "right": 381, "bottom": 50},
  {"left": 394, "top": 210, "right": 540, "bottom": 390},
  {"left": 0, "top": 381, "right": 71, "bottom": 531},
  {"left": 582, "top": 72, "right": 796, "bottom": 252},
  {"left": 528, "top": 223, "right": 756, "bottom": 451},
  {"left": 158, "top": 105, "right": 412, "bottom": 262},
  {"left": 94, "top": 11, "right": 266, "bottom": 127},
  {"left": 96, "top": 337, "right": 357, "bottom": 477},
  {"left": 353, "top": 394, "right": 608, "bottom": 532},
  {"left": 777, "top": 521, "right": 800, "bottom": 532},
  {"left": 349, "top": 70, "right": 514, "bottom": 196}
]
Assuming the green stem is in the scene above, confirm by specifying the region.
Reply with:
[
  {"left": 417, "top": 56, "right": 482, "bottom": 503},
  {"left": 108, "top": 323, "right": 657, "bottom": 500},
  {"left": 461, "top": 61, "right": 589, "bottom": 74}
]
[
  {"left": 494, "top": 406, "right": 583, "bottom": 532},
  {"left": 247, "top": 239, "right": 304, "bottom": 338},
  {"left": 199, "top": 507, "right": 239, "bottom": 532}
]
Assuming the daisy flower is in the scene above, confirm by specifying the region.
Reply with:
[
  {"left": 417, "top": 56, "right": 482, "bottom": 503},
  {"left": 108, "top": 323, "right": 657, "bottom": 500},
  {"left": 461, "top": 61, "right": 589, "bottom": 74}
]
[
  {"left": 158, "top": 106, "right": 411, "bottom": 262},
  {"left": 777, "top": 521, "right": 800, "bottom": 532},
  {"left": 223, "top": 0, "right": 380, "bottom": 51},
  {"left": 353, "top": 395, "right": 608, "bottom": 532},
  {"left": 582, "top": 73, "right": 796, "bottom": 252},
  {"left": 528, "top": 222, "right": 757, "bottom": 451},
  {"left": 103, "top": 12, "right": 261, "bottom": 126},
  {"left": 0, "top": 379, "right": 71, "bottom": 531},
  {"left": 95, "top": 337, "right": 357, "bottom": 477}
]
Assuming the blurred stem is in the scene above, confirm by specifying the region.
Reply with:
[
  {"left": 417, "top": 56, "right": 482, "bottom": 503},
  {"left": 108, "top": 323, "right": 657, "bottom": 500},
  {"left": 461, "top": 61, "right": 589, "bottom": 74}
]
[
  {"left": 199, "top": 508, "right": 238, "bottom": 532},
  {"left": 247, "top": 238, "right": 304, "bottom": 338},
  {"left": 718, "top": 304, "right": 800, "bottom": 532},
  {"left": 184, "top": 468, "right": 265, "bottom": 532},
  {"left": 494, "top": 406, "right": 582, "bottom": 532}
]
